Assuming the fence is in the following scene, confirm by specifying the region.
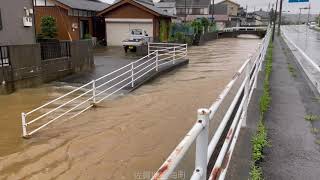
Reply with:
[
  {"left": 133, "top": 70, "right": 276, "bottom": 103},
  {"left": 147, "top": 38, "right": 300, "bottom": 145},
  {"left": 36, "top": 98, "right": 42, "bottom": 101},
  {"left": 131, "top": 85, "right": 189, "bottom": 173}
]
[
  {"left": 0, "top": 46, "right": 10, "bottom": 67},
  {"left": 152, "top": 27, "right": 272, "bottom": 180},
  {"left": 21, "top": 43, "right": 187, "bottom": 138},
  {"left": 40, "top": 41, "right": 71, "bottom": 60}
]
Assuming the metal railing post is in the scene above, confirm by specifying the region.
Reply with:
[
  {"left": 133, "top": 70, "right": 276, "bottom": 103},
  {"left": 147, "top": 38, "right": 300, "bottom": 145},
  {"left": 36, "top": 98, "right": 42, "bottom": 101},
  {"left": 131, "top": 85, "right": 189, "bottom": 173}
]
[
  {"left": 242, "top": 64, "right": 250, "bottom": 127},
  {"left": 191, "top": 108, "right": 210, "bottom": 180},
  {"left": 21, "top": 112, "right": 27, "bottom": 137},
  {"left": 92, "top": 80, "right": 96, "bottom": 104},
  {"left": 186, "top": 44, "right": 188, "bottom": 57},
  {"left": 148, "top": 43, "right": 150, "bottom": 57},
  {"left": 156, "top": 51, "right": 159, "bottom": 71},
  {"left": 173, "top": 46, "right": 176, "bottom": 64},
  {"left": 131, "top": 63, "right": 134, "bottom": 87}
]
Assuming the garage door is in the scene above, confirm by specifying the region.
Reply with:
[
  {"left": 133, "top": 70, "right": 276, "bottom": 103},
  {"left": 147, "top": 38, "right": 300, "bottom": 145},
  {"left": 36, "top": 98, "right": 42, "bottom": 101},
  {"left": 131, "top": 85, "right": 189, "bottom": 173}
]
[{"left": 106, "top": 19, "right": 153, "bottom": 46}]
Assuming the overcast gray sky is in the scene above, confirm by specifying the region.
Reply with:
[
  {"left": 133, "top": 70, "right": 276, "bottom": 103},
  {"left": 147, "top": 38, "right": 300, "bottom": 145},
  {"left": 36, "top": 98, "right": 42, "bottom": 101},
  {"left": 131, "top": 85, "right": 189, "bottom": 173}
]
[
  {"left": 100, "top": 0, "right": 320, "bottom": 14},
  {"left": 230, "top": 0, "right": 320, "bottom": 14}
]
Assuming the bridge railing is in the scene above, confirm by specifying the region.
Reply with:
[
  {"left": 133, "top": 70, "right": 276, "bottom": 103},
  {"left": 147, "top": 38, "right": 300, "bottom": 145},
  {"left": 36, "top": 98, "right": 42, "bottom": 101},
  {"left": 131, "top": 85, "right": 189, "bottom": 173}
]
[
  {"left": 282, "top": 27, "right": 320, "bottom": 94},
  {"left": 21, "top": 43, "right": 187, "bottom": 138},
  {"left": 152, "top": 27, "right": 272, "bottom": 180},
  {"left": 223, "top": 26, "right": 268, "bottom": 32}
]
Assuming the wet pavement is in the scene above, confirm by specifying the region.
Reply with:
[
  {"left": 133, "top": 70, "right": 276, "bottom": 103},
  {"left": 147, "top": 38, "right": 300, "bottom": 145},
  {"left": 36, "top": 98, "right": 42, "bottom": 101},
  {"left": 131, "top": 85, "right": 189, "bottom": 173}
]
[
  {"left": 282, "top": 25, "right": 320, "bottom": 65},
  {"left": 0, "top": 36, "right": 261, "bottom": 179},
  {"left": 261, "top": 36, "right": 320, "bottom": 179}
]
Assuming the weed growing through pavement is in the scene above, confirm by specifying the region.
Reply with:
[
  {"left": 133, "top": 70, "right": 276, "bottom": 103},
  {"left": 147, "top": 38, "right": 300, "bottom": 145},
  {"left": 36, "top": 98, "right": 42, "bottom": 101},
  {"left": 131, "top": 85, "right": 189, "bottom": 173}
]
[
  {"left": 304, "top": 115, "right": 320, "bottom": 121},
  {"left": 287, "top": 63, "right": 297, "bottom": 77},
  {"left": 311, "top": 128, "right": 320, "bottom": 134},
  {"left": 250, "top": 40, "right": 272, "bottom": 180}
]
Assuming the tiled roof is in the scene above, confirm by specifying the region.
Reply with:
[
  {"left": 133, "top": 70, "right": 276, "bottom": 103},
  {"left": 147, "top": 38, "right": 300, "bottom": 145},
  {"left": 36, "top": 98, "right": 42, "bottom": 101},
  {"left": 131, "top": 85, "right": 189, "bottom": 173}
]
[
  {"left": 133, "top": 0, "right": 174, "bottom": 17},
  {"left": 155, "top": 2, "right": 176, "bottom": 8},
  {"left": 99, "top": 0, "right": 174, "bottom": 17},
  {"left": 56, "top": 0, "right": 110, "bottom": 11}
]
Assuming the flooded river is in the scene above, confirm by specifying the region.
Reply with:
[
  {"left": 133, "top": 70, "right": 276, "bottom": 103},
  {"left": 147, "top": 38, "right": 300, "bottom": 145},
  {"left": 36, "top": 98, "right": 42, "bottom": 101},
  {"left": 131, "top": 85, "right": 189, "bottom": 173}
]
[{"left": 0, "top": 36, "right": 261, "bottom": 179}]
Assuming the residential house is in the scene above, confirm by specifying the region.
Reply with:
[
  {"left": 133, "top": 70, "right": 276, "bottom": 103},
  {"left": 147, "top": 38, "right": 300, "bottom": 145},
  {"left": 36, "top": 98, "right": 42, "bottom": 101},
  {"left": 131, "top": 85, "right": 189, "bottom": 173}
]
[
  {"left": 216, "top": 0, "right": 241, "bottom": 27},
  {"left": 33, "top": 0, "right": 109, "bottom": 41},
  {"left": 210, "top": 3, "right": 229, "bottom": 30},
  {"left": 175, "top": 0, "right": 211, "bottom": 22},
  {"left": 253, "top": 9, "right": 270, "bottom": 26},
  {"left": 155, "top": 0, "right": 176, "bottom": 16},
  {"left": 0, "top": 0, "right": 36, "bottom": 45},
  {"left": 97, "top": 0, "right": 173, "bottom": 46}
]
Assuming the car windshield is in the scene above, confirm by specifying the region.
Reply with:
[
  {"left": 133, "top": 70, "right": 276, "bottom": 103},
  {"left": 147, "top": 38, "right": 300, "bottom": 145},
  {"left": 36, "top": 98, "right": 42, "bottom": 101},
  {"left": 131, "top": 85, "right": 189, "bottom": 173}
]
[{"left": 131, "top": 29, "right": 143, "bottom": 35}]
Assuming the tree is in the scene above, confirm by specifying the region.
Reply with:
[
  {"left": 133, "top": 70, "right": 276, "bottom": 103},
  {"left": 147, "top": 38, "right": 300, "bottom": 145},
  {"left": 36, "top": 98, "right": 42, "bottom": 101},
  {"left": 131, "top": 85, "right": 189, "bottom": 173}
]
[{"left": 39, "top": 16, "right": 58, "bottom": 39}]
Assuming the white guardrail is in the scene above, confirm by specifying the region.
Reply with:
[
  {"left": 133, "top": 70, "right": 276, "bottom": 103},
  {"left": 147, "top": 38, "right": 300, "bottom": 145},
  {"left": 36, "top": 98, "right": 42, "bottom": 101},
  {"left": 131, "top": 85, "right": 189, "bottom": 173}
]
[
  {"left": 21, "top": 43, "right": 187, "bottom": 138},
  {"left": 223, "top": 26, "right": 268, "bottom": 32},
  {"left": 152, "top": 27, "right": 272, "bottom": 180},
  {"left": 282, "top": 27, "right": 320, "bottom": 94}
]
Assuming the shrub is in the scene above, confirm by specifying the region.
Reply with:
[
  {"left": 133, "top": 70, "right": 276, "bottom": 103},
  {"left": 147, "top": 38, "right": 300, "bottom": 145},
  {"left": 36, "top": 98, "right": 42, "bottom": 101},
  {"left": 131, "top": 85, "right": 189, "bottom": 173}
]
[
  {"left": 39, "top": 16, "right": 57, "bottom": 39},
  {"left": 83, "top": 34, "right": 92, "bottom": 39}
]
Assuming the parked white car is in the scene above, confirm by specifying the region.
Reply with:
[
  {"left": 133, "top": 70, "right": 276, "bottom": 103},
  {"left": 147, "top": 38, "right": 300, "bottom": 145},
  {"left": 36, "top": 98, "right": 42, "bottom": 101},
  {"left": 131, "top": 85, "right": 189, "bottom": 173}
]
[
  {"left": 309, "top": 22, "right": 318, "bottom": 28},
  {"left": 122, "top": 29, "right": 151, "bottom": 53}
]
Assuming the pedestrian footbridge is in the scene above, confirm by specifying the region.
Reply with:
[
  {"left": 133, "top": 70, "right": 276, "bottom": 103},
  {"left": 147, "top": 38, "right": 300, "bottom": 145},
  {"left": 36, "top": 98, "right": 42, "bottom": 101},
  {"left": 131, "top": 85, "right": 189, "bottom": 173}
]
[{"left": 220, "top": 27, "right": 268, "bottom": 38}]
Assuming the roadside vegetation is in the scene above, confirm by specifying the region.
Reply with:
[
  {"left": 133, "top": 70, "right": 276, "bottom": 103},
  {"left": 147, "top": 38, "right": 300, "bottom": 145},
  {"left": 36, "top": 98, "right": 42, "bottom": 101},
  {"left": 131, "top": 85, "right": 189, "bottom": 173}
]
[
  {"left": 287, "top": 63, "right": 297, "bottom": 77},
  {"left": 304, "top": 114, "right": 320, "bottom": 121},
  {"left": 250, "top": 41, "right": 273, "bottom": 180},
  {"left": 311, "top": 127, "right": 320, "bottom": 134}
]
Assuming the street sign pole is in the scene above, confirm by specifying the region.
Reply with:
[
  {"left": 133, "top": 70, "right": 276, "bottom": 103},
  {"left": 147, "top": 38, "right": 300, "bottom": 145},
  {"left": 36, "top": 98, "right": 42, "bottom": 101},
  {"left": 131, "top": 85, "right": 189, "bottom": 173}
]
[
  {"left": 272, "top": 0, "right": 279, "bottom": 41},
  {"left": 307, "top": 3, "right": 311, "bottom": 24},
  {"left": 278, "top": 0, "right": 284, "bottom": 35}
]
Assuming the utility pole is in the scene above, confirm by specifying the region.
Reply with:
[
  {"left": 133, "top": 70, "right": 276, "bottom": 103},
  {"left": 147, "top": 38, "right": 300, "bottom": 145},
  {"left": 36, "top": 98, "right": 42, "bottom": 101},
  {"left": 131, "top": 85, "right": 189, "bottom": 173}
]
[
  {"left": 272, "top": 0, "right": 278, "bottom": 42},
  {"left": 298, "top": 8, "right": 302, "bottom": 25},
  {"left": 307, "top": 3, "right": 311, "bottom": 24},
  {"left": 211, "top": 0, "right": 215, "bottom": 23},
  {"left": 184, "top": 0, "right": 187, "bottom": 23},
  {"left": 277, "top": 0, "right": 283, "bottom": 35}
]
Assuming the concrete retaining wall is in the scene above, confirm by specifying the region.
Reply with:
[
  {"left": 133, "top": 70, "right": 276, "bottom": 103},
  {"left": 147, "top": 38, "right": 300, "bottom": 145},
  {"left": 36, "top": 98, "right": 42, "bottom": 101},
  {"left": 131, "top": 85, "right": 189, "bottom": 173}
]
[
  {"left": 198, "top": 32, "right": 219, "bottom": 45},
  {"left": 0, "top": 40, "right": 94, "bottom": 94}
]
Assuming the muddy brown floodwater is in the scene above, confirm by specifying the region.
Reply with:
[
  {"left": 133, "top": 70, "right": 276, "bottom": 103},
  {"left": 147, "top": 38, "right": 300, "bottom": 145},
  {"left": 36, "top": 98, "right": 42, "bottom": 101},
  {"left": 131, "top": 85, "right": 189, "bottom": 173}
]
[{"left": 0, "top": 36, "right": 261, "bottom": 180}]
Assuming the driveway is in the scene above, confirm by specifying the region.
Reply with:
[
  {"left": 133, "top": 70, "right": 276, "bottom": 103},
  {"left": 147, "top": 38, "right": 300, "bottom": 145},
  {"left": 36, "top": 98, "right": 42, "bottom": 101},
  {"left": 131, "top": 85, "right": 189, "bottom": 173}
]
[{"left": 59, "top": 46, "right": 144, "bottom": 85}]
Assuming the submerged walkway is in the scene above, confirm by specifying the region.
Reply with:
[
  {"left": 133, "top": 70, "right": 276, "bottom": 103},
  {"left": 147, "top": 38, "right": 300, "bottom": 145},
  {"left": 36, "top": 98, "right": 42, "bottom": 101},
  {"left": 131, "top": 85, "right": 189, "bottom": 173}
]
[{"left": 261, "top": 37, "right": 320, "bottom": 179}]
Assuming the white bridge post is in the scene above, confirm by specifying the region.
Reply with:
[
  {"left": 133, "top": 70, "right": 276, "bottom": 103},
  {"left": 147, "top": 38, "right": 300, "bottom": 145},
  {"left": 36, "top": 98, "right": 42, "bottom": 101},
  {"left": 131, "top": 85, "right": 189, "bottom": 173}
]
[
  {"left": 156, "top": 50, "right": 159, "bottom": 71},
  {"left": 131, "top": 63, "right": 134, "bottom": 87},
  {"left": 173, "top": 46, "right": 176, "bottom": 64},
  {"left": 191, "top": 108, "right": 210, "bottom": 180},
  {"left": 92, "top": 80, "right": 96, "bottom": 104},
  {"left": 21, "top": 112, "right": 27, "bottom": 137},
  {"left": 242, "top": 64, "right": 250, "bottom": 127}
]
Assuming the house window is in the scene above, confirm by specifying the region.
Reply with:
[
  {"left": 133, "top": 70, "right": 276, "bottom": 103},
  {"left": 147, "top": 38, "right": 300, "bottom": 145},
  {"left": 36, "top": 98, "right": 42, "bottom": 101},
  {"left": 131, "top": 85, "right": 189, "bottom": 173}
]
[
  {"left": 176, "top": 8, "right": 185, "bottom": 15},
  {"left": 33, "top": 0, "right": 54, "bottom": 6},
  {"left": 192, "top": 8, "right": 204, "bottom": 15}
]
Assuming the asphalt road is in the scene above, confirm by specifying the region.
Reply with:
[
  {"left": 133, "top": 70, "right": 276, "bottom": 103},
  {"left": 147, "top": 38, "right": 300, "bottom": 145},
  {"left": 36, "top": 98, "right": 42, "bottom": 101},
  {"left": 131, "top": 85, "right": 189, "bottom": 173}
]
[{"left": 282, "top": 25, "right": 320, "bottom": 65}]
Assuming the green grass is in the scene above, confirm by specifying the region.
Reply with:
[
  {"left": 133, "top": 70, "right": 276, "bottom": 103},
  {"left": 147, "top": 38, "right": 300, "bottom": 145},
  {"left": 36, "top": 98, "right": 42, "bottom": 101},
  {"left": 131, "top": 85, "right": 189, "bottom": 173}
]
[
  {"left": 312, "top": 96, "right": 320, "bottom": 103},
  {"left": 304, "top": 115, "right": 320, "bottom": 121},
  {"left": 250, "top": 164, "right": 263, "bottom": 180},
  {"left": 315, "top": 139, "right": 320, "bottom": 145},
  {"left": 311, "top": 128, "right": 320, "bottom": 134},
  {"left": 287, "top": 63, "right": 297, "bottom": 77},
  {"left": 250, "top": 40, "right": 273, "bottom": 180}
]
